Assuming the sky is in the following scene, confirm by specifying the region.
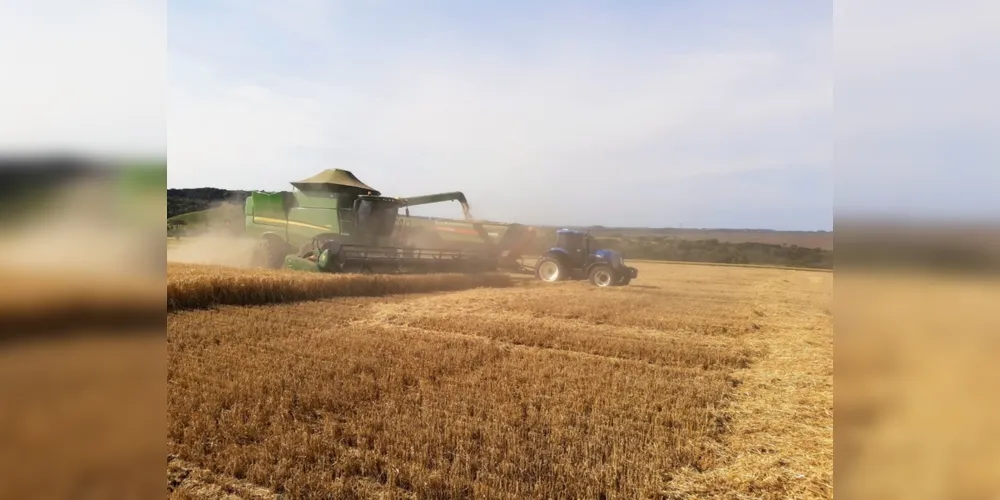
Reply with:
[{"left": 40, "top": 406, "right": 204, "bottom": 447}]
[
  {"left": 1, "top": 1, "right": 997, "bottom": 231},
  {"left": 163, "top": 0, "right": 835, "bottom": 230}
]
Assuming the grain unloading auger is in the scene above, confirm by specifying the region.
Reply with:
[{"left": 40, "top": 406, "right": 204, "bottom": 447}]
[{"left": 243, "top": 169, "right": 537, "bottom": 275}]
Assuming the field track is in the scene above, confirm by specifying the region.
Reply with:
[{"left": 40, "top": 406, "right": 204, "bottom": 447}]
[{"left": 167, "top": 260, "right": 832, "bottom": 499}]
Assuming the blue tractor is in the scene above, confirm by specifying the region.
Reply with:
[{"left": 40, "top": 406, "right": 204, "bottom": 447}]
[{"left": 534, "top": 229, "right": 639, "bottom": 287}]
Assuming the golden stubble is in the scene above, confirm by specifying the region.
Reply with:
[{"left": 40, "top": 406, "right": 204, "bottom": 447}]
[
  {"left": 167, "top": 261, "right": 833, "bottom": 499},
  {"left": 167, "top": 263, "right": 515, "bottom": 311}
]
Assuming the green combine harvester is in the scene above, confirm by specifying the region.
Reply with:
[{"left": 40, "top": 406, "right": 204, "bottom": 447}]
[{"left": 243, "top": 169, "right": 537, "bottom": 274}]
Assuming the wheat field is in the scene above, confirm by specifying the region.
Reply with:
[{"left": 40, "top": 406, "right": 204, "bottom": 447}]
[
  {"left": 167, "top": 260, "right": 832, "bottom": 499},
  {"left": 167, "top": 263, "right": 514, "bottom": 311}
]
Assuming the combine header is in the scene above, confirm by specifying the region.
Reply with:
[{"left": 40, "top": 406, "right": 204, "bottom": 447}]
[{"left": 244, "top": 169, "right": 536, "bottom": 275}]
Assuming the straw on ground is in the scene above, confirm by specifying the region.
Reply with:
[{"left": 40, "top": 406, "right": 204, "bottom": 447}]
[{"left": 168, "top": 261, "right": 832, "bottom": 499}]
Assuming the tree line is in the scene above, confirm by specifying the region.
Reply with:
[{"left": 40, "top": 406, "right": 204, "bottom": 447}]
[
  {"left": 168, "top": 188, "right": 251, "bottom": 219},
  {"left": 167, "top": 189, "right": 833, "bottom": 269},
  {"left": 527, "top": 232, "right": 832, "bottom": 269}
]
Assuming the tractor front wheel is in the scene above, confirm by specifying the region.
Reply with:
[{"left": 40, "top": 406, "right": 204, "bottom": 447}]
[
  {"left": 535, "top": 257, "right": 567, "bottom": 283},
  {"left": 588, "top": 264, "right": 616, "bottom": 288},
  {"left": 614, "top": 273, "right": 631, "bottom": 286}
]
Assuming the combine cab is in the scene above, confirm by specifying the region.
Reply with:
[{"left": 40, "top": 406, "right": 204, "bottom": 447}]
[{"left": 244, "top": 169, "right": 536, "bottom": 275}]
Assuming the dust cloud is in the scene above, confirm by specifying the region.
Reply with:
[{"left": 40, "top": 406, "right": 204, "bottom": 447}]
[
  {"left": 166, "top": 201, "right": 260, "bottom": 267},
  {"left": 167, "top": 233, "right": 259, "bottom": 267}
]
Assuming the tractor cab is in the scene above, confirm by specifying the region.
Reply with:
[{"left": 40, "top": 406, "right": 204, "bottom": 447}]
[{"left": 554, "top": 229, "right": 590, "bottom": 266}]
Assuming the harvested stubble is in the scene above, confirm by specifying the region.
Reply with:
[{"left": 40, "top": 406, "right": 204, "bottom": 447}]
[
  {"left": 168, "top": 261, "right": 833, "bottom": 499},
  {"left": 167, "top": 263, "right": 514, "bottom": 311}
]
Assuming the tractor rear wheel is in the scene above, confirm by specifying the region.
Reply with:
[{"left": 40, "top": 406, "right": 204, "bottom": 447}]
[
  {"left": 535, "top": 256, "right": 567, "bottom": 283},
  {"left": 588, "top": 264, "right": 615, "bottom": 288}
]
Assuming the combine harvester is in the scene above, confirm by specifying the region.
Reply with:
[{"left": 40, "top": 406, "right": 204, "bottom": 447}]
[{"left": 243, "top": 169, "right": 537, "bottom": 275}]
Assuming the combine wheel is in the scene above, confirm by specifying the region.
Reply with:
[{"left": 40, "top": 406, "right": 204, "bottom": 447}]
[
  {"left": 251, "top": 234, "right": 293, "bottom": 269},
  {"left": 535, "top": 256, "right": 567, "bottom": 283},
  {"left": 588, "top": 264, "right": 615, "bottom": 288}
]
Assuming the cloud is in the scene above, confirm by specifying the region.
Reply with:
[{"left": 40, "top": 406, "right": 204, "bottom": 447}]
[
  {"left": 0, "top": 0, "right": 832, "bottom": 229},
  {"left": 168, "top": 1, "right": 831, "bottom": 229},
  {"left": 8, "top": 0, "right": 994, "bottom": 228}
]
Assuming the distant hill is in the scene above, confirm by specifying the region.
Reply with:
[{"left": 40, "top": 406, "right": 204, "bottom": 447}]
[{"left": 577, "top": 226, "right": 832, "bottom": 250}]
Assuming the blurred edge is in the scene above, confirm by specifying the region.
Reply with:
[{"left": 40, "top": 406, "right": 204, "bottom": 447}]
[
  {"left": 0, "top": 155, "right": 166, "bottom": 500},
  {"left": 836, "top": 216, "right": 1000, "bottom": 274},
  {"left": 0, "top": 155, "right": 167, "bottom": 329},
  {"left": 835, "top": 217, "right": 1000, "bottom": 499}
]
